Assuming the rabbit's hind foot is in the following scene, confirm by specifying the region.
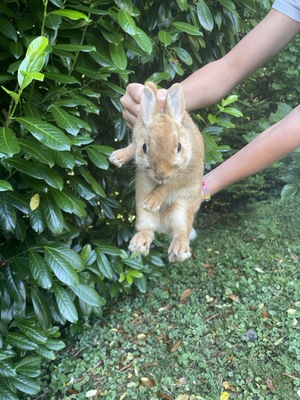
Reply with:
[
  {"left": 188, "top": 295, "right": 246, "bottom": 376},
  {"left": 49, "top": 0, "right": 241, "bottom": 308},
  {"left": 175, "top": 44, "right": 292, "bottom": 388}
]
[
  {"left": 128, "top": 230, "right": 154, "bottom": 256},
  {"left": 168, "top": 237, "right": 191, "bottom": 263}
]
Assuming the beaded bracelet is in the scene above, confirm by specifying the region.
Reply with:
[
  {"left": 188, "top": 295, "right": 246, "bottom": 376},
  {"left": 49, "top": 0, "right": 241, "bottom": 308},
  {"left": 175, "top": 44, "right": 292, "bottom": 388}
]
[{"left": 202, "top": 181, "right": 211, "bottom": 202}]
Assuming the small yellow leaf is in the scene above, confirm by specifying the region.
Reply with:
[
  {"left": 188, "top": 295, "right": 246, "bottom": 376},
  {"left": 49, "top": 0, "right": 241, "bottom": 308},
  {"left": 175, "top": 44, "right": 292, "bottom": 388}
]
[
  {"left": 30, "top": 193, "right": 40, "bottom": 211},
  {"left": 228, "top": 294, "right": 240, "bottom": 303},
  {"left": 220, "top": 391, "right": 230, "bottom": 400},
  {"left": 222, "top": 381, "right": 236, "bottom": 392}
]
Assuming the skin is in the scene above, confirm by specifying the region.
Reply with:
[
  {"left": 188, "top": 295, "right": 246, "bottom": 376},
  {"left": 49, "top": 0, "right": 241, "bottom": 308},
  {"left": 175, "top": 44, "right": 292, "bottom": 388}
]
[{"left": 120, "top": 9, "right": 300, "bottom": 202}]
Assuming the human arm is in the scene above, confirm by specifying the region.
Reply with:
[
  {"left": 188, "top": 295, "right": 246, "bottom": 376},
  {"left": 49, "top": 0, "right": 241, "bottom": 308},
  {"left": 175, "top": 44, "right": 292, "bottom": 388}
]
[
  {"left": 202, "top": 106, "right": 300, "bottom": 199},
  {"left": 121, "top": 8, "right": 300, "bottom": 127}
]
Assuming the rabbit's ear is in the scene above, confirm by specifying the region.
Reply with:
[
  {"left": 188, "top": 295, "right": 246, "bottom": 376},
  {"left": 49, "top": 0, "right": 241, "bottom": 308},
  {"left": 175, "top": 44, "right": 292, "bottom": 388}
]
[
  {"left": 164, "top": 83, "right": 185, "bottom": 123},
  {"left": 140, "top": 86, "right": 160, "bottom": 126}
]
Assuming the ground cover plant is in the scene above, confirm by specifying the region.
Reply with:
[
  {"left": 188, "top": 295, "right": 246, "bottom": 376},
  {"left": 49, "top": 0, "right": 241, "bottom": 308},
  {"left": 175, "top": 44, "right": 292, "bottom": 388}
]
[{"left": 31, "top": 193, "right": 300, "bottom": 400}]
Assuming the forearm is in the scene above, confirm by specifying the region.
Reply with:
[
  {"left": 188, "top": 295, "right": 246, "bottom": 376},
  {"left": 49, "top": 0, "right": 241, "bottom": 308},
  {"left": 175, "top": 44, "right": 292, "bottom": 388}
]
[
  {"left": 204, "top": 106, "right": 300, "bottom": 196},
  {"left": 181, "top": 9, "right": 300, "bottom": 111}
]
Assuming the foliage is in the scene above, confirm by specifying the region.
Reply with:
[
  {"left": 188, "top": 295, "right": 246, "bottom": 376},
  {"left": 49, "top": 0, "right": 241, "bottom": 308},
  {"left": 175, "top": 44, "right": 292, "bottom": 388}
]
[
  {"left": 31, "top": 195, "right": 300, "bottom": 399},
  {"left": 0, "top": 0, "right": 269, "bottom": 397}
]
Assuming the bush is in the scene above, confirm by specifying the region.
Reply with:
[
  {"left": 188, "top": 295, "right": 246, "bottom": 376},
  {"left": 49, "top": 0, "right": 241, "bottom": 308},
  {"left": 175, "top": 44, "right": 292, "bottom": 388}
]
[{"left": 0, "top": 0, "right": 267, "bottom": 397}]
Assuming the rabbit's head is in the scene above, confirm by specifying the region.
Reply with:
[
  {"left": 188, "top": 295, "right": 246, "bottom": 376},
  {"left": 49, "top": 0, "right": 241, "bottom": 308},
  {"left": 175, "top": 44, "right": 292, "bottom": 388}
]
[{"left": 134, "top": 83, "right": 195, "bottom": 185}]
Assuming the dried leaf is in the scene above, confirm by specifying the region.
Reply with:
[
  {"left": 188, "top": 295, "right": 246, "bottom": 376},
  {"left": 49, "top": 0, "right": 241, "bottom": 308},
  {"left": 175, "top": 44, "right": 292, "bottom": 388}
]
[
  {"left": 171, "top": 340, "right": 182, "bottom": 353},
  {"left": 261, "top": 310, "right": 269, "bottom": 319},
  {"left": 180, "top": 288, "right": 195, "bottom": 302},
  {"left": 157, "top": 392, "right": 172, "bottom": 399},
  {"left": 266, "top": 378, "right": 275, "bottom": 393},
  {"left": 222, "top": 381, "right": 236, "bottom": 392},
  {"left": 140, "top": 377, "right": 156, "bottom": 388},
  {"left": 274, "top": 337, "right": 284, "bottom": 346},
  {"left": 228, "top": 294, "right": 240, "bottom": 303},
  {"left": 119, "top": 393, "right": 127, "bottom": 400}
]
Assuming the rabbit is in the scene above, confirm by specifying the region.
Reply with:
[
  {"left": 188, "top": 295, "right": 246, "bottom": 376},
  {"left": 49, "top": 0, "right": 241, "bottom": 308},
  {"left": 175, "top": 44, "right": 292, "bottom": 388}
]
[{"left": 109, "top": 82, "right": 204, "bottom": 262}]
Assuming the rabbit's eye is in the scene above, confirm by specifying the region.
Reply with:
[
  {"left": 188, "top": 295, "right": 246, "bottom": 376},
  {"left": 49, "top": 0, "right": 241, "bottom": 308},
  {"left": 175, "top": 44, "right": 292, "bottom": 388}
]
[
  {"left": 177, "top": 142, "right": 182, "bottom": 153},
  {"left": 142, "top": 143, "right": 147, "bottom": 153}
]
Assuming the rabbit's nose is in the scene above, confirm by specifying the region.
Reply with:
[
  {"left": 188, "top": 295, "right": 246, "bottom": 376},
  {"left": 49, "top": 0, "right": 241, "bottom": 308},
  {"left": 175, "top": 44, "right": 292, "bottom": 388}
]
[{"left": 154, "top": 166, "right": 170, "bottom": 184}]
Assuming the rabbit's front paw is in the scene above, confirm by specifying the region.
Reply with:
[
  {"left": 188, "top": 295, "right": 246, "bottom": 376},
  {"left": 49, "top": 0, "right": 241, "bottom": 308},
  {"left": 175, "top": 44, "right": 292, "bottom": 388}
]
[
  {"left": 109, "top": 149, "right": 128, "bottom": 167},
  {"left": 168, "top": 238, "right": 191, "bottom": 263},
  {"left": 128, "top": 231, "right": 154, "bottom": 256},
  {"left": 142, "top": 195, "right": 161, "bottom": 213}
]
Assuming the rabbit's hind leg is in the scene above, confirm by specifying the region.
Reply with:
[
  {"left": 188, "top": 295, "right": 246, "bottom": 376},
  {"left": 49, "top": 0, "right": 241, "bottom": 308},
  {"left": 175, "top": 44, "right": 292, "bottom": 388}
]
[
  {"left": 166, "top": 201, "right": 194, "bottom": 262},
  {"left": 128, "top": 229, "right": 155, "bottom": 256}
]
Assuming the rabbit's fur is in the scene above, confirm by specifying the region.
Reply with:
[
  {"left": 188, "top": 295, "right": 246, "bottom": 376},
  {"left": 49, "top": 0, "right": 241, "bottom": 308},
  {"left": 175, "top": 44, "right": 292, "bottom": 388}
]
[{"left": 110, "top": 82, "right": 204, "bottom": 262}]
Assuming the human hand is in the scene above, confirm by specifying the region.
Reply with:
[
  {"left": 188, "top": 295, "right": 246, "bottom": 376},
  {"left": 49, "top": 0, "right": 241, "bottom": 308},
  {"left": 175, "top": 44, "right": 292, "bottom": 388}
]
[{"left": 120, "top": 83, "right": 167, "bottom": 129}]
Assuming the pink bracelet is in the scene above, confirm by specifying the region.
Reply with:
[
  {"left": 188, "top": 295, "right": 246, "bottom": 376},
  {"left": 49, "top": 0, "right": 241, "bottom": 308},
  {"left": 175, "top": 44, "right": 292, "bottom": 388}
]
[{"left": 202, "top": 181, "right": 211, "bottom": 202}]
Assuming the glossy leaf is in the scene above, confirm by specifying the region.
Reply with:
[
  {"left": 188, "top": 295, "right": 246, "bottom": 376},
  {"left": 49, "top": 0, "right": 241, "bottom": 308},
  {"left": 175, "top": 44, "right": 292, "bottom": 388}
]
[
  {"left": 54, "top": 285, "right": 78, "bottom": 323},
  {"left": 44, "top": 246, "right": 80, "bottom": 286},
  {"left": 42, "top": 195, "right": 65, "bottom": 235},
  {"left": 6, "top": 333, "right": 37, "bottom": 351},
  {"left": 172, "top": 22, "right": 203, "bottom": 36},
  {"left": 197, "top": 0, "right": 214, "bottom": 31},
  {"left": 29, "top": 251, "right": 52, "bottom": 289},
  {"left": 86, "top": 146, "right": 109, "bottom": 170},
  {"left": 51, "top": 188, "right": 87, "bottom": 217},
  {"left": 30, "top": 287, "right": 52, "bottom": 329},
  {"left": 0, "top": 180, "right": 12, "bottom": 192},
  {"left": 109, "top": 43, "right": 127, "bottom": 70},
  {"left": 70, "top": 284, "right": 105, "bottom": 307},
  {"left": 96, "top": 249, "right": 115, "bottom": 280},
  {"left": 118, "top": 10, "right": 137, "bottom": 35},
  {"left": 15, "top": 117, "right": 71, "bottom": 151},
  {"left": 0, "top": 127, "right": 20, "bottom": 156},
  {"left": 133, "top": 28, "right": 152, "bottom": 54},
  {"left": 19, "top": 138, "right": 55, "bottom": 167},
  {"left": 8, "top": 374, "right": 40, "bottom": 395},
  {"left": 48, "top": 9, "right": 89, "bottom": 21},
  {"left": 15, "top": 355, "right": 42, "bottom": 378}
]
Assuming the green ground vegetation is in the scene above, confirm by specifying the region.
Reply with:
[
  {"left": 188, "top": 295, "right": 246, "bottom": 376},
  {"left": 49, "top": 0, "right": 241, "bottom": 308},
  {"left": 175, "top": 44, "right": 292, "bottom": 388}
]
[{"left": 32, "top": 187, "right": 300, "bottom": 400}]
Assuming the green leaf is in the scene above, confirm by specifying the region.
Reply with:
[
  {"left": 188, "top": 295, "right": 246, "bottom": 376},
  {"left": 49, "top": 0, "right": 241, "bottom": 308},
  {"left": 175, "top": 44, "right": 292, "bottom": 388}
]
[
  {"left": 281, "top": 183, "right": 298, "bottom": 200},
  {"left": 15, "top": 117, "right": 71, "bottom": 151},
  {"left": 28, "top": 208, "right": 46, "bottom": 234},
  {"left": 32, "top": 160, "right": 64, "bottom": 190},
  {"left": 86, "top": 146, "right": 109, "bottom": 170},
  {"left": 49, "top": 105, "right": 82, "bottom": 135},
  {"left": 172, "top": 22, "right": 203, "bottom": 36},
  {"left": 15, "top": 355, "right": 42, "bottom": 378},
  {"left": 70, "top": 284, "right": 105, "bottom": 307},
  {"left": 29, "top": 251, "right": 52, "bottom": 289},
  {"left": 0, "top": 194, "right": 16, "bottom": 232},
  {"left": 6, "top": 332, "right": 37, "bottom": 351},
  {"left": 17, "top": 321, "right": 48, "bottom": 345},
  {"left": 158, "top": 30, "right": 173, "bottom": 46},
  {"left": 42, "top": 195, "right": 65, "bottom": 234},
  {"left": 221, "top": 95, "right": 238, "bottom": 106},
  {"left": 0, "top": 386, "right": 19, "bottom": 400},
  {"left": 51, "top": 188, "right": 87, "bottom": 217},
  {"left": 173, "top": 47, "right": 193, "bottom": 65},
  {"left": 44, "top": 72, "right": 80, "bottom": 84},
  {"left": 4, "top": 158, "right": 41, "bottom": 180},
  {"left": 109, "top": 43, "right": 127, "bottom": 70},
  {"left": 1, "top": 86, "right": 20, "bottom": 102},
  {"left": 118, "top": 10, "right": 137, "bottom": 36},
  {"left": 54, "top": 44, "right": 96, "bottom": 52},
  {"left": 19, "top": 138, "right": 55, "bottom": 167},
  {"left": 222, "top": 107, "right": 243, "bottom": 117},
  {"left": 79, "top": 167, "right": 107, "bottom": 197},
  {"left": 54, "top": 285, "right": 78, "bottom": 323},
  {"left": 0, "top": 180, "right": 12, "bottom": 192},
  {"left": 133, "top": 28, "right": 152, "bottom": 54},
  {"left": 4, "top": 267, "right": 26, "bottom": 303},
  {"left": 30, "top": 287, "right": 52, "bottom": 329},
  {"left": 0, "top": 16, "right": 17, "bottom": 40},
  {"left": 48, "top": 9, "right": 89, "bottom": 21},
  {"left": 96, "top": 249, "right": 115, "bottom": 280},
  {"left": 8, "top": 374, "right": 40, "bottom": 395},
  {"left": 0, "top": 360, "right": 16, "bottom": 378},
  {"left": 197, "top": 0, "right": 214, "bottom": 31},
  {"left": 44, "top": 246, "right": 80, "bottom": 286},
  {"left": 0, "top": 127, "right": 21, "bottom": 156}
]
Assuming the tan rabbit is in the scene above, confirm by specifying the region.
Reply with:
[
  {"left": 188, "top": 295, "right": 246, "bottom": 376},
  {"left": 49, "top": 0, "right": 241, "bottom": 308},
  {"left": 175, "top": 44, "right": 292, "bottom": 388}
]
[{"left": 110, "top": 82, "right": 204, "bottom": 262}]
